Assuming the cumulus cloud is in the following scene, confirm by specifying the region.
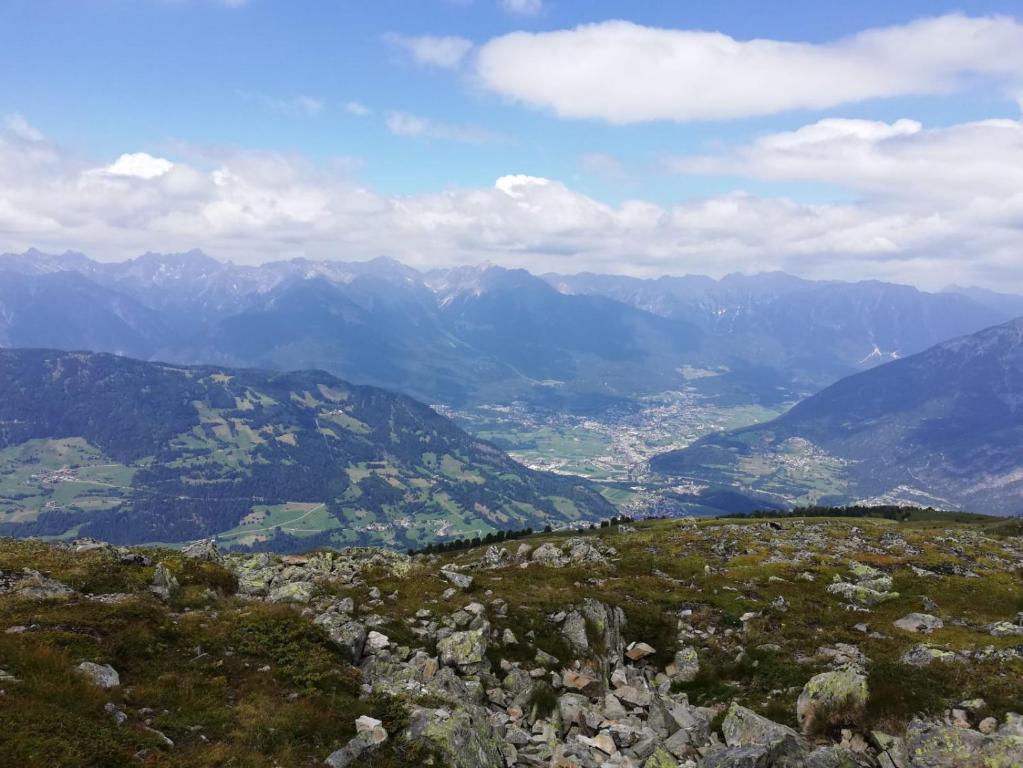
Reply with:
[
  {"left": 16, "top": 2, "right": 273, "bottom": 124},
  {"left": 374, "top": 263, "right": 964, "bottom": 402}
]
[
  {"left": 102, "top": 153, "right": 174, "bottom": 179},
  {"left": 386, "top": 111, "right": 505, "bottom": 143},
  {"left": 475, "top": 14, "right": 1023, "bottom": 123},
  {"left": 499, "top": 0, "right": 542, "bottom": 16},
  {"left": 384, "top": 33, "right": 473, "bottom": 69},
  {"left": 670, "top": 117, "right": 1023, "bottom": 205},
  {"left": 2, "top": 115, "right": 1023, "bottom": 291}
]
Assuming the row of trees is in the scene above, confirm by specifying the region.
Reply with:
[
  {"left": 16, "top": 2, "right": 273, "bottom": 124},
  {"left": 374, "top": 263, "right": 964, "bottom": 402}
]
[{"left": 406, "top": 514, "right": 635, "bottom": 555}]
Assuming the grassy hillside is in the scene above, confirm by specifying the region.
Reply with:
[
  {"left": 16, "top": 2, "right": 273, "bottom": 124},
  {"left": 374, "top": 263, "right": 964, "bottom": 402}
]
[
  {"left": 0, "top": 349, "right": 613, "bottom": 549},
  {"left": 2, "top": 512, "right": 1022, "bottom": 766}
]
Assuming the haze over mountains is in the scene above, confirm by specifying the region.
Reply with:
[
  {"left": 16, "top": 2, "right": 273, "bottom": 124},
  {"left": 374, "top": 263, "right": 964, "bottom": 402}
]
[
  {"left": 1, "top": 249, "right": 1016, "bottom": 410},
  {"left": 652, "top": 316, "right": 1023, "bottom": 515}
]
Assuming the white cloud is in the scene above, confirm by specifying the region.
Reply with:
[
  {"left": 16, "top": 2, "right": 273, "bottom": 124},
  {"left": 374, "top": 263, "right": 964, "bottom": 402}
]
[
  {"left": 345, "top": 101, "right": 371, "bottom": 117},
  {"left": 238, "top": 91, "right": 324, "bottom": 117},
  {"left": 386, "top": 111, "right": 505, "bottom": 143},
  {"left": 3, "top": 115, "right": 1023, "bottom": 291},
  {"left": 499, "top": 0, "right": 542, "bottom": 16},
  {"left": 102, "top": 152, "right": 174, "bottom": 179},
  {"left": 670, "top": 117, "right": 1023, "bottom": 205},
  {"left": 384, "top": 33, "right": 473, "bottom": 69},
  {"left": 475, "top": 14, "right": 1023, "bottom": 123}
]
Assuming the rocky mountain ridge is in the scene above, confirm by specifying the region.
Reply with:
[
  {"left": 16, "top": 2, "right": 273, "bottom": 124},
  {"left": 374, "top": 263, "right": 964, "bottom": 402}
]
[
  {"left": 2, "top": 514, "right": 1022, "bottom": 766},
  {"left": 1, "top": 249, "right": 1016, "bottom": 408}
]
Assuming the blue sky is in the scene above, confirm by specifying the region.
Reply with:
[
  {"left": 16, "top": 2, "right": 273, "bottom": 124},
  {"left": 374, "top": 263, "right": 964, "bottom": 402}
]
[{"left": 2, "top": 1, "right": 1023, "bottom": 288}]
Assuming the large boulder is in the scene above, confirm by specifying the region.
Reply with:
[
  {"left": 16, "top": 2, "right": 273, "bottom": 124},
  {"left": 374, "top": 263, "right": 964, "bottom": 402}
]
[
  {"left": 440, "top": 568, "right": 473, "bottom": 590},
  {"left": 437, "top": 629, "right": 487, "bottom": 670},
  {"left": 722, "top": 702, "right": 800, "bottom": 749},
  {"left": 893, "top": 613, "right": 943, "bottom": 633},
  {"left": 531, "top": 543, "right": 565, "bottom": 567},
  {"left": 75, "top": 661, "right": 120, "bottom": 689},
  {"left": 703, "top": 735, "right": 806, "bottom": 768},
  {"left": 796, "top": 668, "right": 869, "bottom": 734},
  {"left": 150, "top": 562, "right": 179, "bottom": 600},
  {"left": 561, "top": 611, "right": 589, "bottom": 653},
  {"left": 667, "top": 645, "right": 700, "bottom": 683},
  {"left": 313, "top": 612, "right": 368, "bottom": 663},
  {"left": 905, "top": 716, "right": 1023, "bottom": 767},
  {"left": 324, "top": 728, "right": 387, "bottom": 768},
  {"left": 405, "top": 706, "right": 506, "bottom": 768},
  {"left": 269, "top": 581, "right": 316, "bottom": 604},
  {"left": 182, "top": 538, "right": 223, "bottom": 563}
]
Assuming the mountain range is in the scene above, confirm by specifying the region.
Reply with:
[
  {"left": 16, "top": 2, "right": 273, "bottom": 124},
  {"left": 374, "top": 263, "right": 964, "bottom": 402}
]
[
  {"left": 0, "top": 348, "right": 613, "bottom": 549},
  {"left": 651, "top": 316, "right": 1023, "bottom": 516},
  {"left": 1, "top": 249, "right": 1017, "bottom": 410}
]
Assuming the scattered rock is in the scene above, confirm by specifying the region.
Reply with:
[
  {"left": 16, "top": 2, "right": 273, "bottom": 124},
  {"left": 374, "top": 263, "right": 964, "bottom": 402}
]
[
  {"left": 893, "top": 613, "right": 944, "bottom": 634},
  {"left": 437, "top": 629, "right": 487, "bottom": 670},
  {"left": 76, "top": 661, "right": 120, "bottom": 689},
  {"left": 796, "top": 668, "right": 868, "bottom": 734},
  {"left": 150, "top": 563, "right": 179, "bottom": 600},
  {"left": 722, "top": 702, "right": 800, "bottom": 748},
  {"left": 440, "top": 569, "right": 473, "bottom": 590}
]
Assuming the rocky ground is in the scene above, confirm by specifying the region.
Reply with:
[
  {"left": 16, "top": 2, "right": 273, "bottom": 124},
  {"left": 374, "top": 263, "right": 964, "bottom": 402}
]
[{"left": 1, "top": 514, "right": 1022, "bottom": 767}]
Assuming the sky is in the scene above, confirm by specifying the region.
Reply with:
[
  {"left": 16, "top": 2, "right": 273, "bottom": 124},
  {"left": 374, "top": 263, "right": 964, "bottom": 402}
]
[{"left": 2, "top": 0, "right": 1023, "bottom": 290}]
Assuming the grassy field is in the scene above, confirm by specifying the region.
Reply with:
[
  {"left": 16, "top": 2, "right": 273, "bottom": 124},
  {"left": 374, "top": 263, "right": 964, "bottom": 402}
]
[{"left": 0, "top": 438, "right": 134, "bottom": 524}]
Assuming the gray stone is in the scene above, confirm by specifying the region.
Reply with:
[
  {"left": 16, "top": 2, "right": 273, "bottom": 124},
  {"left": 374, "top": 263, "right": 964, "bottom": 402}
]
[
  {"left": 76, "top": 661, "right": 120, "bottom": 689},
  {"left": 440, "top": 569, "right": 473, "bottom": 590},
  {"left": 796, "top": 668, "right": 868, "bottom": 734},
  {"left": 313, "top": 613, "right": 367, "bottom": 662},
  {"left": 893, "top": 613, "right": 943, "bottom": 633},
  {"left": 181, "top": 538, "right": 223, "bottom": 563},
  {"left": 437, "top": 629, "right": 487, "bottom": 669},
  {"left": 150, "top": 563, "right": 179, "bottom": 600},
  {"left": 324, "top": 730, "right": 385, "bottom": 768},
  {"left": 722, "top": 702, "right": 799, "bottom": 748},
  {"left": 268, "top": 580, "right": 315, "bottom": 604}
]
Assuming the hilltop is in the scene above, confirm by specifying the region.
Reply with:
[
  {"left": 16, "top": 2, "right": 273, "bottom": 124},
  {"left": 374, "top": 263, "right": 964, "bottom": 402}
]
[
  {"left": 652, "top": 317, "right": 1023, "bottom": 515},
  {"left": 1, "top": 513, "right": 1022, "bottom": 766},
  {"left": 0, "top": 349, "right": 612, "bottom": 549}
]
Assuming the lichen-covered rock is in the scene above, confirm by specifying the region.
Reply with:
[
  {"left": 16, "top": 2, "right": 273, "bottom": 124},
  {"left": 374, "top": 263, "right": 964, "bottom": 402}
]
[
  {"left": 561, "top": 610, "right": 589, "bottom": 653},
  {"left": 76, "top": 661, "right": 120, "bottom": 689},
  {"left": 722, "top": 702, "right": 800, "bottom": 748},
  {"left": 405, "top": 706, "right": 505, "bottom": 768},
  {"left": 440, "top": 568, "right": 473, "bottom": 590},
  {"left": 988, "top": 621, "right": 1023, "bottom": 637},
  {"left": 901, "top": 644, "right": 959, "bottom": 667},
  {"left": 531, "top": 542, "right": 565, "bottom": 567},
  {"left": 905, "top": 716, "right": 1023, "bottom": 767},
  {"left": 150, "top": 562, "right": 179, "bottom": 600},
  {"left": 796, "top": 668, "right": 868, "bottom": 734},
  {"left": 703, "top": 735, "right": 806, "bottom": 768},
  {"left": 642, "top": 745, "right": 678, "bottom": 768},
  {"left": 313, "top": 612, "right": 367, "bottom": 662},
  {"left": 0, "top": 568, "right": 75, "bottom": 599},
  {"left": 667, "top": 645, "right": 700, "bottom": 682},
  {"left": 232, "top": 554, "right": 276, "bottom": 597},
  {"left": 437, "top": 629, "right": 487, "bottom": 669},
  {"left": 893, "top": 613, "right": 943, "bottom": 633},
  {"left": 181, "top": 538, "right": 223, "bottom": 563},
  {"left": 826, "top": 581, "right": 897, "bottom": 606},
  {"left": 324, "top": 730, "right": 385, "bottom": 768},
  {"left": 268, "top": 580, "right": 315, "bottom": 604}
]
